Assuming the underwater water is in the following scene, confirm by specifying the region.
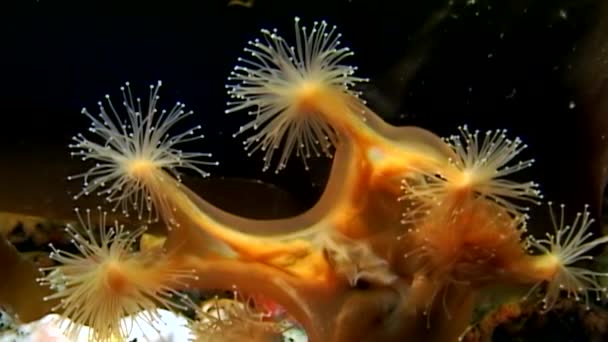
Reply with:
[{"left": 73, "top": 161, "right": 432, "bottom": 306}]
[{"left": 1, "top": 0, "right": 608, "bottom": 341}]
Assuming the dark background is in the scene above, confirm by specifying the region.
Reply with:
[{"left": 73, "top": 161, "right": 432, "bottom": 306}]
[{"left": 0, "top": 0, "right": 606, "bottom": 226}]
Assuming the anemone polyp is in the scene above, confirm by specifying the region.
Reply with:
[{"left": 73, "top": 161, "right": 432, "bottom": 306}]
[
  {"left": 445, "top": 126, "right": 541, "bottom": 208},
  {"left": 189, "top": 292, "right": 286, "bottom": 342},
  {"left": 400, "top": 125, "right": 542, "bottom": 222},
  {"left": 527, "top": 203, "right": 608, "bottom": 311},
  {"left": 225, "top": 17, "right": 369, "bottom": 172},
  {"left": 68, "top": 80, "right": 218, "bottom": 223},
  {"left": 37, "top": 207, "right": 196, "bottom": 341}
]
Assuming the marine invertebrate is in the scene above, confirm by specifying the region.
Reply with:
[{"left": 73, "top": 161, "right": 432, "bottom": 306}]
[
  {"left": 68, "top": 81, "right": 218, "bottom": 225},
  {"left": 527, "top": 203, "right": 608, "bottom": 311},
  {"left": 37, "top": 208, "right": 195, "bottom": 341},
  {"left": 400, "top": 125, "right": 541, "bottom": 224},
  {"left": 8, "top": 16, "right": 607, "bottom": 342},
  {"left": 314, "top": 229, "right": 397, "bottom": 286},
  {"left": 67, "top": 79, "right": 330, "bottom": 272},
  {"left": 226, "top": 17, "right": 368, "bottom": 172},
  {"left": 404, "top": 200, "right": 528, "bottom": 292},
  {"left": 188, "top": 292, "right": 286, "bottom": 342}
]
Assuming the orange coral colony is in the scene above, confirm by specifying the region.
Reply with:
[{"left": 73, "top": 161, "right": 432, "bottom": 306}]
[{"left": 32, "top": 17, "right": 608, "bottom": 342}]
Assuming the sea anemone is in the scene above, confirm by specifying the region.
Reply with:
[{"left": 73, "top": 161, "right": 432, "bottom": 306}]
[
  {"left": 37, "top": 207, "right": 196, "bottom": 341},
  {"left": 189, "top": 292, "right": 286, "bottom": 342},
  {"left": 68, "top": 80, "right": 217, "bottom": 223},
  {"left": 225, "top": 17, "right": 368, "bottom": 172},
  {"left": 527, "top": 203, "right": 608, "bottom": 311},
  {"left": 400, "top": 125, "right": 541, "bottom": 222}
]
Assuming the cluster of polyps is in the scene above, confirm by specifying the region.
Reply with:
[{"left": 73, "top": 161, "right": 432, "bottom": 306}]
[{"left": 37, "top": 17, "right": 608, "bottom": 342}]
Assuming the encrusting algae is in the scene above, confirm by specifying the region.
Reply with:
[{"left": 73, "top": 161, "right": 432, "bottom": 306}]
[{"left": 2, "top": 16, "right": 608, "bottom": 342}]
